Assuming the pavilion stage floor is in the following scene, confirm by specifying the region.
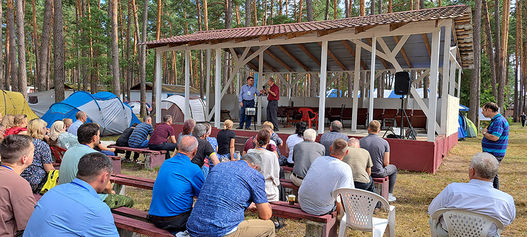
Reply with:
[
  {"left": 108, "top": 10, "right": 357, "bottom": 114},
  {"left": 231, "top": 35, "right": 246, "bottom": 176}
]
[{"left": 172, "top": 123, "right": 457, "bottom": 174}]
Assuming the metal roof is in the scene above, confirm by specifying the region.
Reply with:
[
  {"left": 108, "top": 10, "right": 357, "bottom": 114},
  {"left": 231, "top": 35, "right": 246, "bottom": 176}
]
[{"left": 146, "top": 5, "right": 473, "bottom": 69}]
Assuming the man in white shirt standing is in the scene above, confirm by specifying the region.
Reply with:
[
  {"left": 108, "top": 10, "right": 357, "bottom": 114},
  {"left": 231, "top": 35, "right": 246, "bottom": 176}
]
[
  {"left": 298, "top": 139, "right": 354, "bottom": 216},
  {"left": 428, "top": 152, "right": 516, "bottom": 236}
]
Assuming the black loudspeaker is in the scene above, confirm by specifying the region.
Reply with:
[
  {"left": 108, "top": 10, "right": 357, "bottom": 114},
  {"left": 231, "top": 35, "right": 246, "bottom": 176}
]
[{"left": 394, "top": 71, "right": 411, "bottom": 95}]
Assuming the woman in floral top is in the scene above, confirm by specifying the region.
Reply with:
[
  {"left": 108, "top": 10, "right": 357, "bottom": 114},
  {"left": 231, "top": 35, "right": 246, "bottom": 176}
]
[{"left": 21, "top": 118, "right": 55, "bottom": 193}]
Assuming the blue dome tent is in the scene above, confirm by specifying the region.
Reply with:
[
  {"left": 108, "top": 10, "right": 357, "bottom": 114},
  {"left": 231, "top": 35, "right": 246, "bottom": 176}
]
[{"left": 42, "top": 91, "right": 141, "bottom": 136}]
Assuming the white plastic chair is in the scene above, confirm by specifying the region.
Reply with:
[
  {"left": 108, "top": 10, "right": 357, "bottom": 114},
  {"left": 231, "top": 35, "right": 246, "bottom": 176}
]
[
  {"left": 333, "top": 188, "right": 395, "bottom": 237},
  {"left": 430, "top": 208, "right": 504, "bottom": 237}
]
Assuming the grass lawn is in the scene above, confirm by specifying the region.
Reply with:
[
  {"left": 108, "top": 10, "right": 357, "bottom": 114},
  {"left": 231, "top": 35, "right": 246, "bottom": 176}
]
[{"left": 111, "top": 123, "right": 527, "bottom": 236}]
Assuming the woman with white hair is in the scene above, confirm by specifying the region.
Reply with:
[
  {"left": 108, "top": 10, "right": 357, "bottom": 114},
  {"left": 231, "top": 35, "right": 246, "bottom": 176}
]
[
  {"left": 217, "top": 120, "right": 237, "bottom": 162},
  {"left": 21, "top": 118, "right": 55, "bottom": 193},
  {"left": 48, "top": 120, "right": 80, "bottom": 149}
]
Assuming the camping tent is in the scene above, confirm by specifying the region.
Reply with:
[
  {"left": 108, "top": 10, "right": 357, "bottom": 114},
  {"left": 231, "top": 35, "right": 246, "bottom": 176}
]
[
  {"left": 41, "top": 91, "right": 141, "bottom": 136},
  {"left": 465, "top": 117, "right": 477, "bottom": 137},
  {"left": 161, "top": 95, "right": 206, "bottom": 123},
  {"left": 126, "top": 101, "right": 152, "bottom": 115},
  {"left": 0, "top": 90, "right": 38, "bottom": 120},
  {"left": 28, "top": 89, "right": 75, "bottom": 117}
]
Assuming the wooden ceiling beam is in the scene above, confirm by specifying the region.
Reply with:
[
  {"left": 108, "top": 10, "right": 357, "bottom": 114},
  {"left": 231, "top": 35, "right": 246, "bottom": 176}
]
[
  {"left": 392, "top": 36, "right": 413, "bottom": 68},
  {"left": 265, "top": 49, "right": 294, "bottom": 72},
  {"left": 422, "top": 33, "right": 431, "bottom": 57},
  {"left": 389, "top": 22, "right": 408, "bottom": 31},
  {"left": 366, "top": 38, "right": 391, "bottom": 69},
  {"left": 277, "top": 45, "right": 310, "bottom": 71},
  {"left": 341, "top": 40, "right": 368, "bottom": 70},
  {"left": 317, "top": 42, "right": 348, "bottom": 71},
  {"left": 354, "top": 25, "right": 376, "bottom": 34},
  {"left": 296, "top": 44, "right": 321, "bottom": 66}
]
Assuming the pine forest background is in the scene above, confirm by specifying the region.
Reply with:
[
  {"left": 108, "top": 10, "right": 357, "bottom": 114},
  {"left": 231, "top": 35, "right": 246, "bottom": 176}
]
[{"left": 0, "top": 0, "right": 523, "bottom": 124}]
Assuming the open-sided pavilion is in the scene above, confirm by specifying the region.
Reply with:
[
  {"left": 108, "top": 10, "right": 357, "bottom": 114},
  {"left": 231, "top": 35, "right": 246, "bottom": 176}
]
[{"left": 145, "top": 5, "right": 473, "bottom": 173}]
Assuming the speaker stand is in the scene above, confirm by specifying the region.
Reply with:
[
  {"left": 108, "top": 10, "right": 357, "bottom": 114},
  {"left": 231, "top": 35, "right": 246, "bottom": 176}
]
[{"left": 399, "top": 96, "right": 417, "bottom": 140}]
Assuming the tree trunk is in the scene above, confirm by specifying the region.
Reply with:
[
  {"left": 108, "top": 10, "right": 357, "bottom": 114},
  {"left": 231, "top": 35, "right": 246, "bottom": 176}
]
[
  {"left": 482, "top": 0, "right": 497, "bottom": 99},
  {"left": 498, "top": 0, "right": 511, "bottom": 113},
  {"left": 110, "top": 0, "right": 120, "bottom": 96},
  {"left": 245, "top": 0, "right": 251, "bottom": 26},
  {"left": 324, "top": 0, "right": 329, "bottom": 20},
  {"left": 469, "top": 0, "right": 481, "bottom": 123},
  {"left": 360, "top": 0, "right": 365, "bottom": 16},
  {"left": 140, "top": 0, "right": 149, "bottom": 117},
  {"left": 236, "top": 4, "right": 241, "bottom": 25},
  {"left": 344, "top": 0, "right": 348, "bottom": 18},
  {"left": 370, "top": 0, "right": 375, "bottom": 15},
  {"left": 298, "top": 0, "right": 303, "bottom": 22},
  {"left": 414, "top": 0, "right": 420, "bottom": 10},
  {"left": 420, "top": 0, "right": 424, "bottom": 10},
  {"left": 7, "top": 0, "right": 17, "bottom": 92},
  {"left": 225, "top": 0, "right": 232, "bottom": 28},
  {"left": 126, "top": 0, "right": 132, "bottom": 101},
  {"left": 494, "top": 0, "right": 502, "bottom": 106},
  {"left": 306, "top": 0, "right": 313, "bottom": 21},
  {"left": 32, "top": 0, "right": 40, "bottom": 91},
  {"left": 389, "top": 0, "right": 393, "bottom": 13},
  {"left": 15, "top": 0, "right": 27, "bottom": 98},
  {"left": 333, "top": 0, "right": 337, "bottom": 19},
  {"left": 0, "top": 2, "right": 4, "bottom": 90},
  {"left": 54, "top": 0, "right": 65, "bottom": 102}
]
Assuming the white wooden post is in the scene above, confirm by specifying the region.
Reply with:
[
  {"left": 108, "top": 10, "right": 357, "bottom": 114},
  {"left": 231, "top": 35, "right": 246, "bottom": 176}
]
[
  {"left": 428, "top": 29, "right": 441, "bottom": 141},
  {"left": 440, "top": 23, "right": 451, "bottom": 135},
  {"left": 352, "top": 44, "right": 361, "bottom": 132},
  {"left": 206, "top": 49, "right": 211, "bottom": 116},
  {"left": 215, "top": 48, "right": 222, "bottom": 128},
  {"left": 184, "top": 50, "right": 191, "bottom": 121},
  {"left": 257, "top": 52, "right": 264, "bottom": 126},
  {"left": 155, "top": 50, "right": 162, "bottom": 123},
  {"left": 449, "top": 63, "right": 456, "bottom": 95},
  {"left": 368, "top": 37, "right": 376, "bottom": 123},
  {"left": 457, "top": 68, "right": 462, "bottom": 97},
  {"left": 318, "top": 40, "right": 328, "bottom": 134}
]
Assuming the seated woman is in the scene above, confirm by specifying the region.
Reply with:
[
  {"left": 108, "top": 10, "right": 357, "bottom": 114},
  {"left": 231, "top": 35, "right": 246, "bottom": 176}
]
[
  {"left": 247, "top": 129, "right": 280, "bottom": 202},
  {"left": 4, "top": 114, "right": 28, "bottom": 136},
  {"left": 48, "top": 121, "right": 80, "bottom": 149},
  {"left": 217, "top": 120, "right": 236, "bottom": 163},
  {"left": 204, "top": 123, "right": 218, "bottom": 170},
  {"left": 285, "top": 122, "right": 307, "bottom": 167},
  {"left": 1, "top": 114, "right": 15, "bottom": 131},
  {"left": 21, "top": 118, "right": 55, "bottom": 193}
]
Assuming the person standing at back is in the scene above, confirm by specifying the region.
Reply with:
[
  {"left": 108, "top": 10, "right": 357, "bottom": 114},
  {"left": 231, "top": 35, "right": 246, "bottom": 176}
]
[
  {"left": 67, "top": 111, "right": 88, "bottom": 136},
  {"left": 0, "top": 135, "right": 36, "bottom": 236},
  {"left": 238, "top": 76, "right": 259, "bottom": 130},
  {"left": 521, "top": 112, "right": 526, "bottom": 127},
  {"left": 481, "top": 102, "right": 509, "bottom": 189},
  {"left": 360, "top": 120, "right": 397, "bottom": 202},
  {"left": 320, "top": 120, "right": 349, "bottom": 155}
]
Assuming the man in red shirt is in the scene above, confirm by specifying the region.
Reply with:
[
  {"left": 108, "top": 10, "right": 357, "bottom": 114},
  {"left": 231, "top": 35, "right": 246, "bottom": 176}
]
[{"left": 261, "top": 78, "right": 280, "bottom": 131}]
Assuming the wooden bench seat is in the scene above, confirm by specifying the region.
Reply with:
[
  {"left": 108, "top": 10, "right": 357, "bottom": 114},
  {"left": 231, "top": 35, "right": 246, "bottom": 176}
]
[
  {"left": 281, "top": 165, "right": 293, "bottom": 173},
  {"left": 113, "top": 213, "right": 172, "bottom": 237},
  {"left": 270, "top": 201, "right": 337, "bottom": 237},
  {"left": 110, "top": 174, "right": 155, "bottom": 194},
  {"left": 280, "top": 178, "right": 299, "bottom": 191},
  {"left": 109, "top": 145, "right": 166, "bottom": 169},
  {"left": 373, "top": 176, "right": 389, "bottom": 200}
]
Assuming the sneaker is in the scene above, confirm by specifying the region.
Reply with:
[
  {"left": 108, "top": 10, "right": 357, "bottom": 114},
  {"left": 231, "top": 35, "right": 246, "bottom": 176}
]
[
  {"left": 236, "top": 126, "right": 243, "bottom": 129},
  {"left": 388, "top": 193, "right": 396, "bottom": 202}
]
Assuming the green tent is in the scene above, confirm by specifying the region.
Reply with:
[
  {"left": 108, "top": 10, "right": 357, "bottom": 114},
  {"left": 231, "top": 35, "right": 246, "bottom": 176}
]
[{"left": 465, "top": 116, "right": 477, "bottom": 138}]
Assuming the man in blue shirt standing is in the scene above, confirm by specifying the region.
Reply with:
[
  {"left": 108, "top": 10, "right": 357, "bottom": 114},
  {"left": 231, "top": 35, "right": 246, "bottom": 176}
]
[
  {"left": 24, "top": 152, "right": 119, "bottom": 236},
  {"left": 186, "top": 153, "right": 274, "bottom": 237},
  {"left": 148, "top": 135, "right": 204, "bottom": 234},
  {"left": 481, "top": 102, "right": 509, "bottom": 189},
  {"left": 238, "top": 76, "right": 260, "bottom": 130}
]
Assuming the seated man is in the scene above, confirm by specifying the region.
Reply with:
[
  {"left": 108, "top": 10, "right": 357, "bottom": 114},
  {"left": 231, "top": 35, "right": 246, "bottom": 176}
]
[
  {"left": 342, "top": 138, "right": 375, "bottom": 192},
  {"left": 59, "top": 123, "right": 133, "bottom": 208},
  {"left": 67, "top": 111, "right": 87, "bottom": 136},
  {"left": 299, "top": 139, "right": 354, "bottom": 216},
  {"left": 115, "top": 123, "right": 138, "bottom": 160},
  {"left": 128, "top": 116, "right": 153, "bottom": 148},
  {"left": 428, "top": 152, "right": 516, "bottom": 236},
  {"left": 290, "top": 128, "right": 325, "bottom": 186},
  {"left": 148, "top": 135, "right": 204, "bottom": 234},
  {"left": 186, "top": 153, "right": 274, "bottom": 237},
  {"left": 0, "top": 135, "right": 36, "bottom": 236},
  {"left": 320, "top": 120, "right": 349, "bottom": 155},
  {"left": 148, "top": 115, "right": 177, "bottom": 159},
  {"left": 24, "top": 153, "right": 119, "bottom": 236},
  {"left": 360, "top": 120, "right": 397, "bottom": 202},
  {"left": 192, "top": 124, "right": 220, "bottom": 177}
]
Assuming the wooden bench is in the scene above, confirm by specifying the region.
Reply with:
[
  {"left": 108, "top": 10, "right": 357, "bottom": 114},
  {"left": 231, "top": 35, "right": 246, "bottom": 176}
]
[
  {"left": 110, "top": 174, "right": 155, "bottom": 195},
  {"left": 270, "top": 201, "right": 337, "bottom": 237},
  {"left": 109, "top": 145, "right": 166, "bottom": 169},
  {"left": 280, "top": 178, "right": 299, "bottom": 191},
  {"left": 281, "top": 165, "right": 293, "bottom": 173},
  {"left": 112, "top": 207, "right": 172, "bottom": 237}
]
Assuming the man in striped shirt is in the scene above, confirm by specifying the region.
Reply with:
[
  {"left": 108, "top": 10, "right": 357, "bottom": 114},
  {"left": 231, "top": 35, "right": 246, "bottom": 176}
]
[
  {"left": 128, "top": 116, "right": 153, "bottom": 148},
  {"left": 481, "top": 102, "right": 509, "bottom": 189}
]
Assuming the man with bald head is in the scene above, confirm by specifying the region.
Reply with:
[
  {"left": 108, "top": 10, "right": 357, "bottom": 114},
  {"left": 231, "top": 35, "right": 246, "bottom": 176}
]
[
  {"left": 148, "top": 135, "right": 205, "bottom": 234},
  {"left": 428, "top": 153, "right": 516, "bottom": 236},
  {"left": 320, "top": 120, "right": 349, "bottom": 155},
  {"left": 68, "top": 111, "right": 88, "bottom": 136}
]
